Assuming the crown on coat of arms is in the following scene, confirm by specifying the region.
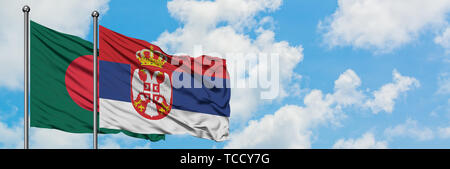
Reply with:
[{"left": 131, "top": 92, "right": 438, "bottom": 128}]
[{"left": 136, "top": 46, "right": 167, "bottom": 68}]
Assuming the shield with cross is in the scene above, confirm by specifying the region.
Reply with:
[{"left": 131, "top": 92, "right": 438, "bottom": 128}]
[{"left": 131, "top": 47, "right": 173, "bottom": 120}]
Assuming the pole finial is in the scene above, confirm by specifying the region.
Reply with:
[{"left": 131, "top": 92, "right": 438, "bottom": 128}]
[
  {"left": 22, "top": 5, "right": 30, "bottom": 12},
  {"left": 92, "top": 11, "right": 99, "bottom": 17}
]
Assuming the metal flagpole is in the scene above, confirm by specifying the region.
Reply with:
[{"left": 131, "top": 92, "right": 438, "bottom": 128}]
[
  {"left": 92, "top": 11, "right": 99, "bottom": 149},
  {"left": 23, "top": 5, "right": 30, "bottom": 150}
]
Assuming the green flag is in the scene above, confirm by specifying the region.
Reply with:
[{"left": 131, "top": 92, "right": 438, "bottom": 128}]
[{"left": 30, "top": 20, "right": 164, "bottom": 142}]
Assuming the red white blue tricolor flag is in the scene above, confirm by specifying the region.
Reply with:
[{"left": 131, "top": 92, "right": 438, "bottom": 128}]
[{"left": 99, "top": 26, "right": 230, "bottom": 141}]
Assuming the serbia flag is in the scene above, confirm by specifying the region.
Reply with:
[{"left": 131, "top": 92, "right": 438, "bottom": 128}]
[{"left": 99, "top": 26, "right": 230, "bottom": 141}]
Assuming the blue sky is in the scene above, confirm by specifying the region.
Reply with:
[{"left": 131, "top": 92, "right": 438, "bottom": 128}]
[{"left": 1, "top": 0, "right": 450, "bottom": 149}]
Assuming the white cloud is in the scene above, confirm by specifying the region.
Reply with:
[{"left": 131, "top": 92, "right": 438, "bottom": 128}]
[
  {"left": 437, "top": 73, "right": 450, "bottom": 95},
  {"left": 225, "top": 69, "right": 420, "bottom": 148},
  {"left": 365, "top": 69, "right": 420, "bottom": 114},
  {"left": 167, "top": 0, "right": 282, "bottom": 30},
  {"left": 320, "top": 0, "right": 450, "bottom": 52},
  {"left": 0, "top": 120, "right": 23, "bottom": 149},
  {"left": 225, "top": 69, "right": 363, "bottom": 148},
  {"left": 438, "top": 127, "right": 450, "bottom": 139},
  {"left": 156, "top": 0, "right": 303, "bottom": 122},
  {"left": 30, "top": 128, "right": 91, "bottom": 149},
  {"left": 435, "top": 27, "right": 450, "bottom": 53},
  {"left": 384, "top": 119, "right": 434, "bottom": 141},
  {"left": 0, "top": 0, "right": 109, "bottom": 90},
  {"left": 225, "top": 97, "right": 327, "bottom": 148},
  {"left": 333, "top": 132, "right": 388, "bottom": 149},
  {"left": 330, "top": 69, "right": 365, "bottom": 107}
]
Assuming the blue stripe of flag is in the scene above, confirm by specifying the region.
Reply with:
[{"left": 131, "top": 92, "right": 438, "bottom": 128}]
[{"left": 99, "top": 60, "right": 230, "bottom": 117}]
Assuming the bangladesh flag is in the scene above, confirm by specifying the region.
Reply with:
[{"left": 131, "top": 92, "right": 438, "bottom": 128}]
[{"left": 30, "top": 20, "right": 164, "bottom": 142}]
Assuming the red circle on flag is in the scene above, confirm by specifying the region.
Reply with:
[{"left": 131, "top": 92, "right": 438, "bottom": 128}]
[{"left": 65, "top": 55, "right": 97, "bottom": 112}]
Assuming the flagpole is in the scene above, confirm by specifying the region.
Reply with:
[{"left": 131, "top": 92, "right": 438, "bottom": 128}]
[
  {"left": 23, "top": 5, "right": 30, "bottom": 150},
  {"left": 92, "top": 11, "right": 99, "bottom": 149}
]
